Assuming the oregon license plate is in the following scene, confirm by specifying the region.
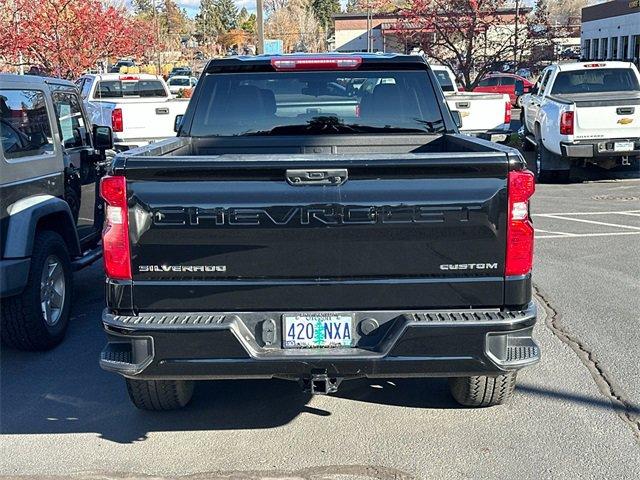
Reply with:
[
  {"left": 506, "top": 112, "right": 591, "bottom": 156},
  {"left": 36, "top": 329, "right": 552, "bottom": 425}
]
[
  {"left": 614, "top": 141, "right": 634, "bottom": 152},
  {"left": 283, "top": 314, "right": 354, "bottom": 349}
]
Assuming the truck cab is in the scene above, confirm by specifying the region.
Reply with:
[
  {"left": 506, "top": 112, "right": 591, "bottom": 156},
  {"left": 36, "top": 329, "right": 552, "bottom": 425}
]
[{"left": 0, "top": 74, "right": 112, "bottom": 350}]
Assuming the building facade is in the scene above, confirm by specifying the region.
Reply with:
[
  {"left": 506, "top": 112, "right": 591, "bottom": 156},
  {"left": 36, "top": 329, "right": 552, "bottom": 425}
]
[
  {"left": 581, "top": 0, "right": 640, "bottom": 63},
  {"left": 333, "top": 8, "right": 532, "bottom": 55}
]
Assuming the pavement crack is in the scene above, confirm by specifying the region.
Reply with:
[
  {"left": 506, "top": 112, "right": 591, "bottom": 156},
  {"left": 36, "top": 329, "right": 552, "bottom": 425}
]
[{"left": 533, "top": 283, "right": 640, "bottom": 441}]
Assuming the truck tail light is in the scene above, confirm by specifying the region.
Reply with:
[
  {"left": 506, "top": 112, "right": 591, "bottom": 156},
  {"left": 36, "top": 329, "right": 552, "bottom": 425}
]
[
  {"left": 271, "top": 56, "right": 362, "bottom": 71},
  {"left": 111, "top": 108, "right": 123, "bottom": 132},
  {"left": 506, "top": 170, "right": 535, "bottom": 276},
  {"left": 560, "top": 111, "right": 574, "bottom": 135},
  {"left": 100, "top": 175, "right": 131, "bottom": 280},
  {"left": 504, "top": 101, "right": 512, "bottom": 125}
]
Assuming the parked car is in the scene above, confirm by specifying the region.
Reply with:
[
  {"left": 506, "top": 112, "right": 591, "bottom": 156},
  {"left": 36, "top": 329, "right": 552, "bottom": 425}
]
[
  {"left": 0, "top": 74, "right": 112, "bottom": 350},
  {"left": 168, "top": 67, "right": 192, "bottom": 78},
  {"left": 109, "top": 59, "right": 135, "bottom": 73},
  {"left": 76, "top": 73, "right": 189, "bottom": 151},
  {"left": 520, "top": 61, "right": 640, "bottom": 181},
  {"left": 474, "top": 73, "right": 534, "bottom": 106},
  {"left": 167, "top": 75, "right": 198, "bottom": 95},
  {"left": 98, "top": 54, "right": 539, "bottom": 411},
  {"left": 432, "top": 65, "right": 512, "bottom": 142}
]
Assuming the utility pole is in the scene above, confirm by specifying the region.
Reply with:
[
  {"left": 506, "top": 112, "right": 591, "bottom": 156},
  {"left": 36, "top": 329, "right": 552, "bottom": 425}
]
[
  {"left": 256, "top": 0, "right": 264, "bottom": 54},
  {"left": 514, "top": 0, "right": 520, "bottom": 66},
  {"left": 366, "top": 3, "right": 372, "bottom": 52}
]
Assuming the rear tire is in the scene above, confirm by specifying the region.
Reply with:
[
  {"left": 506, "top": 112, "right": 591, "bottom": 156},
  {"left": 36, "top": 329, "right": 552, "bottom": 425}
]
[
  {"left": 520, "top": 114, "right": 534, "bottom": 152},
  {"left": 125, "top": 379, "right": 195, "bottom": 410},
  {"left": 535, "top": 130, "right": 570, "bottom": 183},
  {"left": 0, "top": 231, "right": 72, "bottom": 351},
  {"left": 449, "top": 372, "right": 517, "bottom": 407}
]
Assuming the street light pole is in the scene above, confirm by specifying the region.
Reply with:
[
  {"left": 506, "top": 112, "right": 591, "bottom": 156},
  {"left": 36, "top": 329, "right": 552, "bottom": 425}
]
[
  {"left": 256, "top": 0, "right": 264, "bottom": 54},
  {"left": 514, "top": 0, "right": 520, "bottom": 66}
]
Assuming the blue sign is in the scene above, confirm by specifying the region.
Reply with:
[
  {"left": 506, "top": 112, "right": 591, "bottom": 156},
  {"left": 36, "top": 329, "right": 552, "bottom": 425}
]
[{"left": 264, "top": 39, "right": 284, "bottom": 55}]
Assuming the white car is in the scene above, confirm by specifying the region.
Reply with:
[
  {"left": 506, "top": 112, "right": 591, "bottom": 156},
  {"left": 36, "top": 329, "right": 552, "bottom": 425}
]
[
  {"left": 76, "top": 73, "right": 189, "bottom": 150},
  {"left": 520, "top": 61, "right": 640, "bottom": 181},
  {"left": 432, "top": 65, "right": 512, "bottom": 142},
  {"left": 167, "top": 75, "right": 198, "bottom": 95}
]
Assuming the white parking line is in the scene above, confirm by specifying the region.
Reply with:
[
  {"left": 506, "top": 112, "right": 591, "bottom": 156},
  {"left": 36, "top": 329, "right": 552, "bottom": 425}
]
[
  {"left": 535, "top": 228, "right": 574, "bottom": 236},
  {"left": 536, "top": 232, "right": 640, "bottom": 239},
  {"left": 536, "top": 215, "right": 640, "bottom": 231},
  {"left": 534, "top": 210, "right": 640, "bottom": 216}
]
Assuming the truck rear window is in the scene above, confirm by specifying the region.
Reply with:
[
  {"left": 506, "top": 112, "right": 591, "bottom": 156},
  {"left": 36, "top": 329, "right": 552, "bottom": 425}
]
[
  {"left": 188, "top": 70, "right": 446, "bottom": 136},
  {"left": 433, "top": 70, "right": 455, "bottom": 92},
  {"left": 551, "top": 68, "right": 640, "bottom": 95},
  {"left": 95, "top": 80, "right": 167, "bottom": 98}
]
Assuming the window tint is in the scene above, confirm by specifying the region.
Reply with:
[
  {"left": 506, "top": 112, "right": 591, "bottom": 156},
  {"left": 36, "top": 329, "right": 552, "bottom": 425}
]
[
  {"left": 52, "top": 90, "right": 88, "bottom": 149},
  {"left": 479, "top": 77, "right": 499, "bottom": 87},
  {"left": 433, "top": 70, "right": 455, "bottom": 92},
  {"left": 0, "top": 89, "right": 54, "bottom": 159},
  {"left": 81, "top": 78, "right": 93, "bottom": 99},
  {"left": 551, "top": 68, "right": 640, "bottom": 94},
  {"left": 95, "top": 80, "right": 167, "bottom": 98},
  {"left": 539, "top": 70, "right": 551, "bottom": 95},
  {"left": 170, "top": 78, "right": 191, "bottom": 87},
  {"left": 500, "top": 76, "right": 516, "bottom": 86},
  {"left": 189, "top": 70, "right": 446, "bottom": 137}
]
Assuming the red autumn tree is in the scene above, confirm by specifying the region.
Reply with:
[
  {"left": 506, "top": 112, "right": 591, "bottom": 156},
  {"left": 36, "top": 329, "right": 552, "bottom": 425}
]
[
  {"left": 0, "top": 0, "right": 156, "bottom": 78},
  {"left": 397, "top": 0, "right": 528, "bottom": 89}
]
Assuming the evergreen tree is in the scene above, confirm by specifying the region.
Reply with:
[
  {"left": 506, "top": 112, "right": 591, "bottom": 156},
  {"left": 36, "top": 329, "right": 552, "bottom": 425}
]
[
  {"left": 195, "top": 0, "right": 223, "bottom": 41},
  {"left": 216, "top": 0, "right": 238, "bottom": 31},
  {"left": 311, "top": 0, "right": 341, "bottom": 33},
  {"left": 345, "top": 0, "right": 359, "bottom": 13}
]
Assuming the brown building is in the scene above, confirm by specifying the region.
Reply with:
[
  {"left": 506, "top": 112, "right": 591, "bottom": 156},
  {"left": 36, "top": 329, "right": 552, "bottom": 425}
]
[{"left": 333, "top": 8, "right": 532, "bottom": 54}]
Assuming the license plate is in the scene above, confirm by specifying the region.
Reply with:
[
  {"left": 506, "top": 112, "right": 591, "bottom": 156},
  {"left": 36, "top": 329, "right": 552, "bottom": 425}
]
[
  {"left": 283, "top": 314, "right": 354, "bottom": 349},
  {"left": 614, "top": 141, "right": 634, "bottom": 152}
]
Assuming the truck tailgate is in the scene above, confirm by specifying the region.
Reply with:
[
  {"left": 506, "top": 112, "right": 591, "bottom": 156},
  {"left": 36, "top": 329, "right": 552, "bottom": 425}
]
[
  {"left": 553, "top": 93, "right": 640, "bottom": 139},
  {"left": 445, "top": 93, "right": 509, "bottom": 133},
  {"left": 121, "top": 152, "right": 510, "bottom": 312}
]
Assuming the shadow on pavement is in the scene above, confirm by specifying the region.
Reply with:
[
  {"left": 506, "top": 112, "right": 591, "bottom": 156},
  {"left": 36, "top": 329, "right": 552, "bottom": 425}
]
[{"left": 2, "top": 263, "right": 634, "bottom": 444}]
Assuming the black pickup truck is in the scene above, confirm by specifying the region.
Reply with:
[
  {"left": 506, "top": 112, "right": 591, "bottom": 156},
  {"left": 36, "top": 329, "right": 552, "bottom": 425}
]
[{"left": 99, "top": 54, "right": 539, "bottom": 410}]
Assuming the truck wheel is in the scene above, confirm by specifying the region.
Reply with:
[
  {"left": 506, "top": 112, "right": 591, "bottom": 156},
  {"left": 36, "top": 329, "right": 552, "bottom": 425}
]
[
  {"left": 125, "top": 379, "right": 194, "bottom": 410},
  {"left": 0, "top": 231, "right": 72, "bottom": 351},
  {"left": 449, "top": 372, "right": 517, "bottom": 407},
  {"left": 535, "top": 133, "right": 570, "bottom": 183},
  {"left": 520, "top": 113, "right": 534, "bottom": 152}
]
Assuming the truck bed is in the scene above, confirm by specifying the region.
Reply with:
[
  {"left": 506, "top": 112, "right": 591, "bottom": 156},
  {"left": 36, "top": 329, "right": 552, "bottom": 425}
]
[{"left": 110, "top": 133, "right": 529, "bottom": 313}]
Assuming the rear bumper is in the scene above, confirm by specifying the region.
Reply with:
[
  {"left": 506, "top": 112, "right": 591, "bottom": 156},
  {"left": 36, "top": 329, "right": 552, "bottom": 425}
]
[
  {"left": 464, "top": 128, "right": 511, "bottom": 143},
  {"left": 0, "top": 258, "right": 30, "bottom": 297},
  {"left": 100, "top": 303, "right": 539, "bottom": 381},
  {"left": 561, "top": 139, "right": 640, "bottom": 158}
]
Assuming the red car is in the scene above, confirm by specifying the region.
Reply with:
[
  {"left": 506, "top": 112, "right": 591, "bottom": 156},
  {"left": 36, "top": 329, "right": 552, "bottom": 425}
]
[{"left": 473, "top": 73, "right": 534, "bottom": 106}]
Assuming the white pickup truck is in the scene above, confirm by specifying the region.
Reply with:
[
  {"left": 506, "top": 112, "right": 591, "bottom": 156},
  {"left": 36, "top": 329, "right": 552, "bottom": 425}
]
[
  {"left": 432, "top": 65, "right": 512, "bottom": 142},
  {"left": 76, "top": 73, "right": 189, "bottom": 151},
  {"left": 520, "top": 62, "right": 640, "bottom": 181}
]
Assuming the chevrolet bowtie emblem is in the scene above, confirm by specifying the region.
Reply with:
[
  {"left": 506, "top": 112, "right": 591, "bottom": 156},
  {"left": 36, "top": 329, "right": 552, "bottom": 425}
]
[{"left": 618, "top": 118, "right": 634, "bottom": 125}]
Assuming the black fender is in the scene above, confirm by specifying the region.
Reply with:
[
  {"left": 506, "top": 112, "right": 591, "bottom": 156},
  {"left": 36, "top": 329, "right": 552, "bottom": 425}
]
[{"left": 3, "top": 195, "right": 81, "bottom": 259}]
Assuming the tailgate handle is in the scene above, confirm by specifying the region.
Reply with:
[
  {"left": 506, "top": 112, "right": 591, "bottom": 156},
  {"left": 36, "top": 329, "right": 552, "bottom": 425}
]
[
  {"left": 617, "top": 107, "right": 634, "bottom": 115},
  {"left": 286, "top": 169, "right": 348, "bottom": 186},
  {"left": 455, "top": 102, "right": 470, "bottom": 109},
  {"left": 155, "top": 107, "right": 170, "bottom": 115}
]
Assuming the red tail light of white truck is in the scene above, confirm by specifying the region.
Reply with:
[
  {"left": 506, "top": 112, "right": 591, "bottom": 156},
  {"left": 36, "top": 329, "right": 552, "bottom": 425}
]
[
  {"left": 111, "top": 108, "right": 123, "bottom": 133},
  {"left": 506, "top": 170, "right": 535, "bottom": 276},
  {"left": 560, "top": 111, "right": 574, "bottom": 135},
  {"left": 100, "top": 175, "right": 131, "bottom": 280}
]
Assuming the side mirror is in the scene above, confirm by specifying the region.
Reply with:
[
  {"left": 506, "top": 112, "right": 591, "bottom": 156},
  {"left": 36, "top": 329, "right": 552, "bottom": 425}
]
[
  {"left": 451, "top": 110, "right": 463, "bottom": 129},
  {"left": 531, "top": 83, "right": 540, "bottom": 95},
  {"left": 92, "top": 124, "right": 113, "bottom": 151},
  {"left": 174, "top": 114, "right": 184, "bottom": 133},
  {"left": 515, "top": 79, "right": 525, "bottom": 97}
]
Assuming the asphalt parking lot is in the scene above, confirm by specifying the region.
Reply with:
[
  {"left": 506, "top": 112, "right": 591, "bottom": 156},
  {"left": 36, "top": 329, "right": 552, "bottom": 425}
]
[{"left": 1, "top": 148, "right": 640, "bottom": 479}]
